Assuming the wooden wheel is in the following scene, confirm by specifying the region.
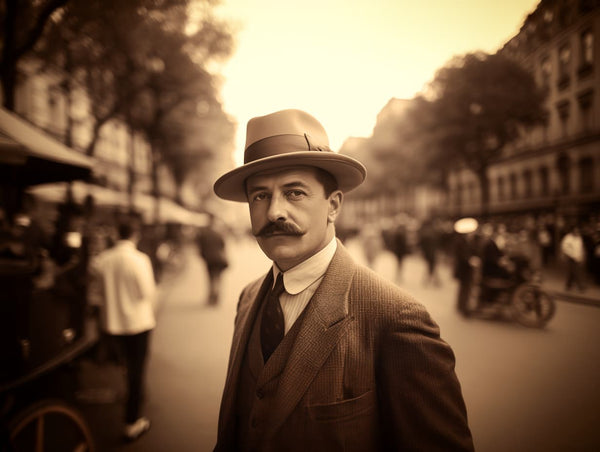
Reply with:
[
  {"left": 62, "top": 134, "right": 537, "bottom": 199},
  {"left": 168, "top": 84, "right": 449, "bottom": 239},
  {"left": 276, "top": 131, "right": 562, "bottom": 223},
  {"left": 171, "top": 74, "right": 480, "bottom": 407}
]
[{"left": 9, "top": 399, "right": 94, "bottom": 452}]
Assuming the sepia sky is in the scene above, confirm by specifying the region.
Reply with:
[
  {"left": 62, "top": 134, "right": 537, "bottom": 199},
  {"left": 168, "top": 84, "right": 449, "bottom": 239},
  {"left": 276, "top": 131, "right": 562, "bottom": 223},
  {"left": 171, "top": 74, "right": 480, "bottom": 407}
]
[{"left": 214, "top": 0, "right": 540, "bottom": 163}]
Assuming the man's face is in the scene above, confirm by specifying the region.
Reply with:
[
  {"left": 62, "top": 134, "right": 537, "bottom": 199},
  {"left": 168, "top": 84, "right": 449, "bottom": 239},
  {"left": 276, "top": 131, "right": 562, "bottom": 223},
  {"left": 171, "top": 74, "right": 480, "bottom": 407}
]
[{"left": 246, "top": 166, "right": 342, "bottom": 271}]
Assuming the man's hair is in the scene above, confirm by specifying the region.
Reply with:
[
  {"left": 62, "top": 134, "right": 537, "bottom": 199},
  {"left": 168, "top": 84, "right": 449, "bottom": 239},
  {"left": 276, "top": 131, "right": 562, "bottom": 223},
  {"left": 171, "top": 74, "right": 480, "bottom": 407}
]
[
  {"left": 118, "top": 220, "right": 139, "bottom": 240},
  {"left": 314, "top": 168, "right": 338, "bottom": 198}
]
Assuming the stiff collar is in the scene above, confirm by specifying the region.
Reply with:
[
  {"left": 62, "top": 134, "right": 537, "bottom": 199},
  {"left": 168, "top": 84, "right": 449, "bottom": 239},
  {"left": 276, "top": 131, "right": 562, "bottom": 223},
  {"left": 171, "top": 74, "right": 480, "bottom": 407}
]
[{"left": 272, "top": 237, "right": 337, "bottom": 295}]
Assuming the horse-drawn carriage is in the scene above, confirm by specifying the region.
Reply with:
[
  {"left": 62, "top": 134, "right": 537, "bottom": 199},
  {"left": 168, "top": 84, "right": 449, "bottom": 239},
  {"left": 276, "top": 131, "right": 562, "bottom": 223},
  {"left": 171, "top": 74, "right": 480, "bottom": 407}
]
[{"left": 0, "top": 108, "right": 98, "bottom": 451}]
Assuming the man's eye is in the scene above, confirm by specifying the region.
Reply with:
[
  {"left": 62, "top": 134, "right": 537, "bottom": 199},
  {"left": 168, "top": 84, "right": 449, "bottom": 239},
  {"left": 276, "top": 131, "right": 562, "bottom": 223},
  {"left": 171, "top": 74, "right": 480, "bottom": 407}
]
[
  {"left": 252, "top": 192, "right": 268, "bottom": 202},
  {"left": 286, "top": 190, "right": 305, "bottom": 199}
]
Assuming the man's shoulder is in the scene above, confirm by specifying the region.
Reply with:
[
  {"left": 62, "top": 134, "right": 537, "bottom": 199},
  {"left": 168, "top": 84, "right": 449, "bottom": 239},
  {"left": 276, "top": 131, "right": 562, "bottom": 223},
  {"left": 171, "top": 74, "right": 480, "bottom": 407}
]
[
  {"left": 98, "top": 244, "right": 150, "bottom": 264},
  {"left": 351, "top": 262, "right": 416, "bottom": 303},
  {"left": 347, "top": 262, "right": 434, "bottom": 329}
]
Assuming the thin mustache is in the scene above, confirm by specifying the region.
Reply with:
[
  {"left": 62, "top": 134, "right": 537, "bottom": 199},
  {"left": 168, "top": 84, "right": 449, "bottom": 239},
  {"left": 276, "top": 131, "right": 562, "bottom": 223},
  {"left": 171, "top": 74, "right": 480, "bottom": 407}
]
[{"left": 255, "top": 221, "right": 304, "bottom": 237}]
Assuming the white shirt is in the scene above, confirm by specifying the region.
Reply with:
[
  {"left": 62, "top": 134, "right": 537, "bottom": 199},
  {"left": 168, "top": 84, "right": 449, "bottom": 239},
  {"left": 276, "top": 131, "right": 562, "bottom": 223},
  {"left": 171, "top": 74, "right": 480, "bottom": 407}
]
[
  {"left": 272, "top": 237, "right": 337, "bottom": 334},
  {"left": 91, "top": 240, "right": 157, "bottom": 335},
  {"left": 561, "top": 233, "right": 585, "bottom": 263}
]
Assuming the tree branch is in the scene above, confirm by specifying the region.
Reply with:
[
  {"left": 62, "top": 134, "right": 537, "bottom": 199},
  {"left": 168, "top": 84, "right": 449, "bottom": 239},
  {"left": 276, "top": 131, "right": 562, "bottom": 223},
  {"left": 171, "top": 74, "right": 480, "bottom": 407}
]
[{"left": 14, "top": 0, "right": 69, "bottom": 60}]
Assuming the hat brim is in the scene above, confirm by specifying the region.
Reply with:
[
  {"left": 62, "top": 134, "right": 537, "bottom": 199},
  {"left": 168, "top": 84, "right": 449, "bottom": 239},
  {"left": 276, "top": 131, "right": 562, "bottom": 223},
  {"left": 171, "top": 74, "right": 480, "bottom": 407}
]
[{"left": 214, "top": 152, "right": 367, "bottom": 202}]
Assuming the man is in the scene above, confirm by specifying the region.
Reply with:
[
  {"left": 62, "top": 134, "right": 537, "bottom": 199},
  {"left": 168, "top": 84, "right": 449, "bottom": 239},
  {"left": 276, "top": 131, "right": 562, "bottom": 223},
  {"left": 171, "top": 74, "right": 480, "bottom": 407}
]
[
  {"left": 213, "top": 109, "right": 473, "bottom": 451},
  {"left": 197, "top": 213, "right": 229, "bottom": 305},
  {"left": 90, "top": 219, "right": 156, "bottom": 441},
  {"left": 478, "top": 222, "right": 514, "bottom": 305},
  {"left": 560, "top": 225, "right": 586, "bottom": 292},
  {"left": 453, "top": 217, "right": 480, "bottom": 317}
]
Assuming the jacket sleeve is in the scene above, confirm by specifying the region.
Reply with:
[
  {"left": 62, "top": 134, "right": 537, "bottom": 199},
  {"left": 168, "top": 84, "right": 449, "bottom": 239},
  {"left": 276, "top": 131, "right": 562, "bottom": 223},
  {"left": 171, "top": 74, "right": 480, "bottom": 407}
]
[{"left": 377, "top": 301, "right": 474, "bottom": 451}]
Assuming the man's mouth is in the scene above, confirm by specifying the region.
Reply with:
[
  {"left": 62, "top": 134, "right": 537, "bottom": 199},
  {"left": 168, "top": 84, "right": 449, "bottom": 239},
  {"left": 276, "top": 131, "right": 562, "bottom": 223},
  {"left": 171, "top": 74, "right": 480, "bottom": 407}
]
[{"left": 262, "top": 231, "right": 298, "bottom": 237}]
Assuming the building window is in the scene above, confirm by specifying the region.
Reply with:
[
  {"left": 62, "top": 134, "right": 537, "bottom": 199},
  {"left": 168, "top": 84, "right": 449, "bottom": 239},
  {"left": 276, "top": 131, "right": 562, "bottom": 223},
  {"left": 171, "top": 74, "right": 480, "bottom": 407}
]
[
  {"left": 578, "top": 89, "right": 594, "bottom": 132},
  {"left": 539, "top": 166, "right": 549, "bottom": 197},
  {"left": 523, "top": 169, "right": 533, "bottom": 198},
  {"left": 557, "top": 154, "right": 571, "bottom": 195},
  {"left": 558, "top": 2, "right": 573, "bottom": 28},
  {"left": 556, "top": 100, "right": 570, "bottom": 137},
  {"left": 509, "top": 173, "right": 518, "bottom": 200},
  {"left": 497, "top": 176, "right": 505, "bottom": 202},
  {"left": 581, "top": 29, "right": 594, "bottom": 64},
  {"left": 579, "top": 29, "right": 594, "bottom": 78},
  {"left": 579, "top": 157, "right": 594, "bottom": 193},
  {"left": 541, "top": 110, "right": 550, "bottom": 143},
  {"left": 540, "top": 54, "right": 551, "bottom": 88},
  {"left": 558, "top": 43, "right": 571, "bottom": 89}
]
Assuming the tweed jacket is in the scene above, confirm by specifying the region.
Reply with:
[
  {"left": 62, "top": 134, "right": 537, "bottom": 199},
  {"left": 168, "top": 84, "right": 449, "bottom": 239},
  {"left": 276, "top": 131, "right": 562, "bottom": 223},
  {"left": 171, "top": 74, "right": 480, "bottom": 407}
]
[{"left": 215, "top": 241, "right": 473, "bottom": 452}]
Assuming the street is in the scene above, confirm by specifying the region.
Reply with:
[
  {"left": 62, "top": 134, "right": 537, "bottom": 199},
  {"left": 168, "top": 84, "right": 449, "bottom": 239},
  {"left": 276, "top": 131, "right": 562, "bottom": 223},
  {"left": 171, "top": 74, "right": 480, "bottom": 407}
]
[{"left": 81, "top": 237, "right": 600, "bottom": 452}]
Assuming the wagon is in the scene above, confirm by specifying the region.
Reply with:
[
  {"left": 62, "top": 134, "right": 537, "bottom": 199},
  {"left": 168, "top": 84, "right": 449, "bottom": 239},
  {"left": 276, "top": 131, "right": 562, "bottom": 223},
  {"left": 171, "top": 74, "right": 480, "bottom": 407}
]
[{"left": 0, "top": 107, "right": 98, "bottom": 451}]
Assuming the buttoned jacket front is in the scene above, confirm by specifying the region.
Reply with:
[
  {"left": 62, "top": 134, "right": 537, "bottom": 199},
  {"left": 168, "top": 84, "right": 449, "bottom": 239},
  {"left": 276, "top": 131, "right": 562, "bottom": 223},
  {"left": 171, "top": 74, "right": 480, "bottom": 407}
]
[{"left": 215, "top": 241, "right": 473, "bottom": 452}]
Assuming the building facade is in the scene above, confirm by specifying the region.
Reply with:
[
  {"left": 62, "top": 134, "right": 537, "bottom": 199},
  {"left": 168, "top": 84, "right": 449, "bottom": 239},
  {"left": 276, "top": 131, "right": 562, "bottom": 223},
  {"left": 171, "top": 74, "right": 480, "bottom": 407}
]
[
  {"left": 12, "top": 58, "right": 155, "bottom": 196},
  {"left": 447, "top": 0, "right": 600, "bottom": 222}
]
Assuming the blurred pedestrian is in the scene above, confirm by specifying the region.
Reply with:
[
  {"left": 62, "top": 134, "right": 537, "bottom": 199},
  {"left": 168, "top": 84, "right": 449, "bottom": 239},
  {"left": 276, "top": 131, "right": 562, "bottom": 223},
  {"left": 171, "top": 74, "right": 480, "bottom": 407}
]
[
  {"left": 452, "top": 218, "right": 479, "bottom": 317},
  {"left": 495, "top": 223, "right": 509, "bottom": 251},
  {"left": 90, "top": 219, "right": 156, "bottom": 441},
  {"left": 419, "top": 219, "right": 441, "bottom": 287},
  {"left": 197, "top": 213, "right": 229, "bottom": 306},
  {"left": 391, "top": 218, "right": 409, "bottom": 283},
  {"left": 212, "top": 109, "right": 473, "bottom": 451},
  {"left": 592, "top": 229, "right": 600, "bottom": 285},
  {"left": 510, "top": 228, "right": 542, "bottom": 273},
  {"left": 479, "top": 223, "right": 513, "bottom": 305},
  {"left": 560, "top": 225, "right": 586, "bottom": 292},
  {"left": 537, "top": 223, "right": 553, "bottom": 267}
]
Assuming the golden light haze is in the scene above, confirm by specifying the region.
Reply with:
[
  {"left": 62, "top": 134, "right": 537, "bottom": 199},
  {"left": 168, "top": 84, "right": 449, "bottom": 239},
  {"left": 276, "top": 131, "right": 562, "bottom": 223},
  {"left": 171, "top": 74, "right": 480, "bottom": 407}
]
[{"left": 214, "top": 0, "right": 540, "bottom": 164}]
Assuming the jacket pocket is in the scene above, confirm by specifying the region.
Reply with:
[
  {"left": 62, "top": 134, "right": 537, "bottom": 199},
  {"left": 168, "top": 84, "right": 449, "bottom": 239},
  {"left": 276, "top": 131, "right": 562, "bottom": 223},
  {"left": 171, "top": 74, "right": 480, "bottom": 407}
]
[{"left": 307, "top": 390, "right": 376, "bottom": 422}]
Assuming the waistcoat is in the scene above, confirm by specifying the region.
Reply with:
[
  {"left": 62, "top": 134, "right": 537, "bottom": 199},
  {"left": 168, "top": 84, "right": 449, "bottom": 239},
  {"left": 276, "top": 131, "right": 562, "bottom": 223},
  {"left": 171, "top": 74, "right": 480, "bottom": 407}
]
[{"left": 234, "top": 293, "right": 308, "bottom": 451}]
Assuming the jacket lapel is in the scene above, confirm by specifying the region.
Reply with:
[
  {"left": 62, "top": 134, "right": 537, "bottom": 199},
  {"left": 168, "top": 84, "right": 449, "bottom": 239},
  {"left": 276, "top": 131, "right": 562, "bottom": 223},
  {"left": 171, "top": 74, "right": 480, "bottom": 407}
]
[
  {"left": 265, "top": 242, "right": 357, "bottom": 438},
  {"left": 217, "top": 272, "right": 272, "bottom": 441}
]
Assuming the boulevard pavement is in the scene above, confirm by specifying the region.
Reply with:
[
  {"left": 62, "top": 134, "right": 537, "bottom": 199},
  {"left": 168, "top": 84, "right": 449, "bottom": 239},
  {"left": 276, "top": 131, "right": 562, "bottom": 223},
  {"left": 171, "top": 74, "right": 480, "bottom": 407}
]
[{"left": 75, "top": 238, "right": 600, "bottom": 451}]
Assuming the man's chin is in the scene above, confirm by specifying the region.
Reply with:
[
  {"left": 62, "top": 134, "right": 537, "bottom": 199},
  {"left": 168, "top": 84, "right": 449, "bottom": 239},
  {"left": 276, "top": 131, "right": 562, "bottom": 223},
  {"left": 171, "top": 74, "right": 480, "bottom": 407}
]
[{"left": 258, "top": 237, "right": 300, "bottom": 262}]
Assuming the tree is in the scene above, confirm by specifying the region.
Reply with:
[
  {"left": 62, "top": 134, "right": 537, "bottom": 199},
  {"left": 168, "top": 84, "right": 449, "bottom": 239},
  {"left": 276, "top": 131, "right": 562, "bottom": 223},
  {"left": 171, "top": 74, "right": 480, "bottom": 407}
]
[
  {"left": 419, "top": 52, "right": 547, "bottom": 217},
  {"left": 343, "top": 97, "right": 440, "bottom": 202},
  {"left": 34, "top": 0, "right": 232, "bottom": 156},
  {"left": 30, "top": 0, "right": 233, "bottom": 215},
  {"left": 0, "top": 0, "right": 68, "bottom": 110}
]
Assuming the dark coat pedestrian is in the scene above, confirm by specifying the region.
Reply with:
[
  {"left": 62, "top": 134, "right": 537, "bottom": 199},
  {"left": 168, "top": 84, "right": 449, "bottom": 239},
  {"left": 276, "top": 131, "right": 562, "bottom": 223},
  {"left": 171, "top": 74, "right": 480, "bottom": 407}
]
[{"left": 198, "top": 217, "right": 229, "bottom": 305}]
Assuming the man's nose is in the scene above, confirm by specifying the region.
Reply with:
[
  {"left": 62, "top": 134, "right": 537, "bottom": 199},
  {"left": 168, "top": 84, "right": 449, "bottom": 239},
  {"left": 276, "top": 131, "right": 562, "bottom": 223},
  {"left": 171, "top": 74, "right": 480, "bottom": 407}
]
[{"left": 267, "top": 194, "right": 287, "bottom": 222}]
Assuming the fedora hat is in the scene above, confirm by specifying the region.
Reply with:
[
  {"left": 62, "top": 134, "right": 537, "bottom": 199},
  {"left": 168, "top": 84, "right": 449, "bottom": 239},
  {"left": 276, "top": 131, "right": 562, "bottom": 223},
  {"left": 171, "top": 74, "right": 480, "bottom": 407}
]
[{"left": 213, "top": 109, "right": 367, "bottom": 202}]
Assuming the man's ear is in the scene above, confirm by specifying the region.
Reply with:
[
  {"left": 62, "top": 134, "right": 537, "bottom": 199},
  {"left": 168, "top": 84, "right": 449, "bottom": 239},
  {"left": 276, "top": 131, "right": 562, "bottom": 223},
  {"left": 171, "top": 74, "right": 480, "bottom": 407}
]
[{"left": 327, "top": 190, "right": 343, "bottom": 223}]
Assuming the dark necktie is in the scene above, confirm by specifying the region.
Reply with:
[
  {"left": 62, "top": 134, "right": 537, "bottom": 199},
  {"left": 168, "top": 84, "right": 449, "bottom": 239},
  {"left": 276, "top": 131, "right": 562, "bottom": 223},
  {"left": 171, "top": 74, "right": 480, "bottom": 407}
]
[{"left": 261, "top": 273, "right": 286, "bottom": 362}]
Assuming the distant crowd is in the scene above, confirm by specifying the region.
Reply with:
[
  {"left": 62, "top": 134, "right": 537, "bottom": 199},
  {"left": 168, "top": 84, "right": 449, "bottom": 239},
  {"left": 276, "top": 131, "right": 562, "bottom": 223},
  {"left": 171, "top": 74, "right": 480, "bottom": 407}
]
[{"left": 338, "top": 211, "right": 600, "bottom": 291}]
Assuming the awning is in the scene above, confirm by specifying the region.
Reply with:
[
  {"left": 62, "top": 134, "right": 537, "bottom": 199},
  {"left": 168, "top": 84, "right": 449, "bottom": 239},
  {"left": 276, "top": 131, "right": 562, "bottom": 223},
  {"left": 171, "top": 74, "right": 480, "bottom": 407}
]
[
  {"left": 28, "top": 182, "right": 208, "bottom": 226},
  {"left": 0, "top": 107, "right": 93, "bottom": 185},
  {"left": 134, "top": 194, "right": 208, "bottom": 226},
  {"left": 27, "top": 181, "right": 127, "bottom": 208}
]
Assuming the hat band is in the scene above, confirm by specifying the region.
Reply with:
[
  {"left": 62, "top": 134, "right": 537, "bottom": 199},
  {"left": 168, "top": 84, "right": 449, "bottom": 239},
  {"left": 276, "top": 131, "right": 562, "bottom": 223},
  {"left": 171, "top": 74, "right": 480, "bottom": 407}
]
[{"left": 244, "top": 134, "right": 331, "bottom": 164}]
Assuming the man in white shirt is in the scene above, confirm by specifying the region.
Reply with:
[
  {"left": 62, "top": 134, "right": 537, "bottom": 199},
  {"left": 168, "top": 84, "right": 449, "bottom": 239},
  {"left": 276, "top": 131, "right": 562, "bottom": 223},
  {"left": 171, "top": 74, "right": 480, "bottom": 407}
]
[
  {"left": 91, "top": 219, "right": 156, "bottom": 441},
  {"left": 212, "top": 109, "right": 473, "bottom": 451},
  {"left": 560, "top": 225, "right": 586, "bottom": 291}
]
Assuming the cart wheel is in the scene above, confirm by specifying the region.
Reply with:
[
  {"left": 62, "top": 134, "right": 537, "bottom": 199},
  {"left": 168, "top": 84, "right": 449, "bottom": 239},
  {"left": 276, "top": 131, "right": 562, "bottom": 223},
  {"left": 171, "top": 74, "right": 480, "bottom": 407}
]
[
  {"left": 511, "top": 284, "right": 556, "bottom": 328},
  {"left": 9, "top": 399, "right": 95, "bottom": 452}
]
